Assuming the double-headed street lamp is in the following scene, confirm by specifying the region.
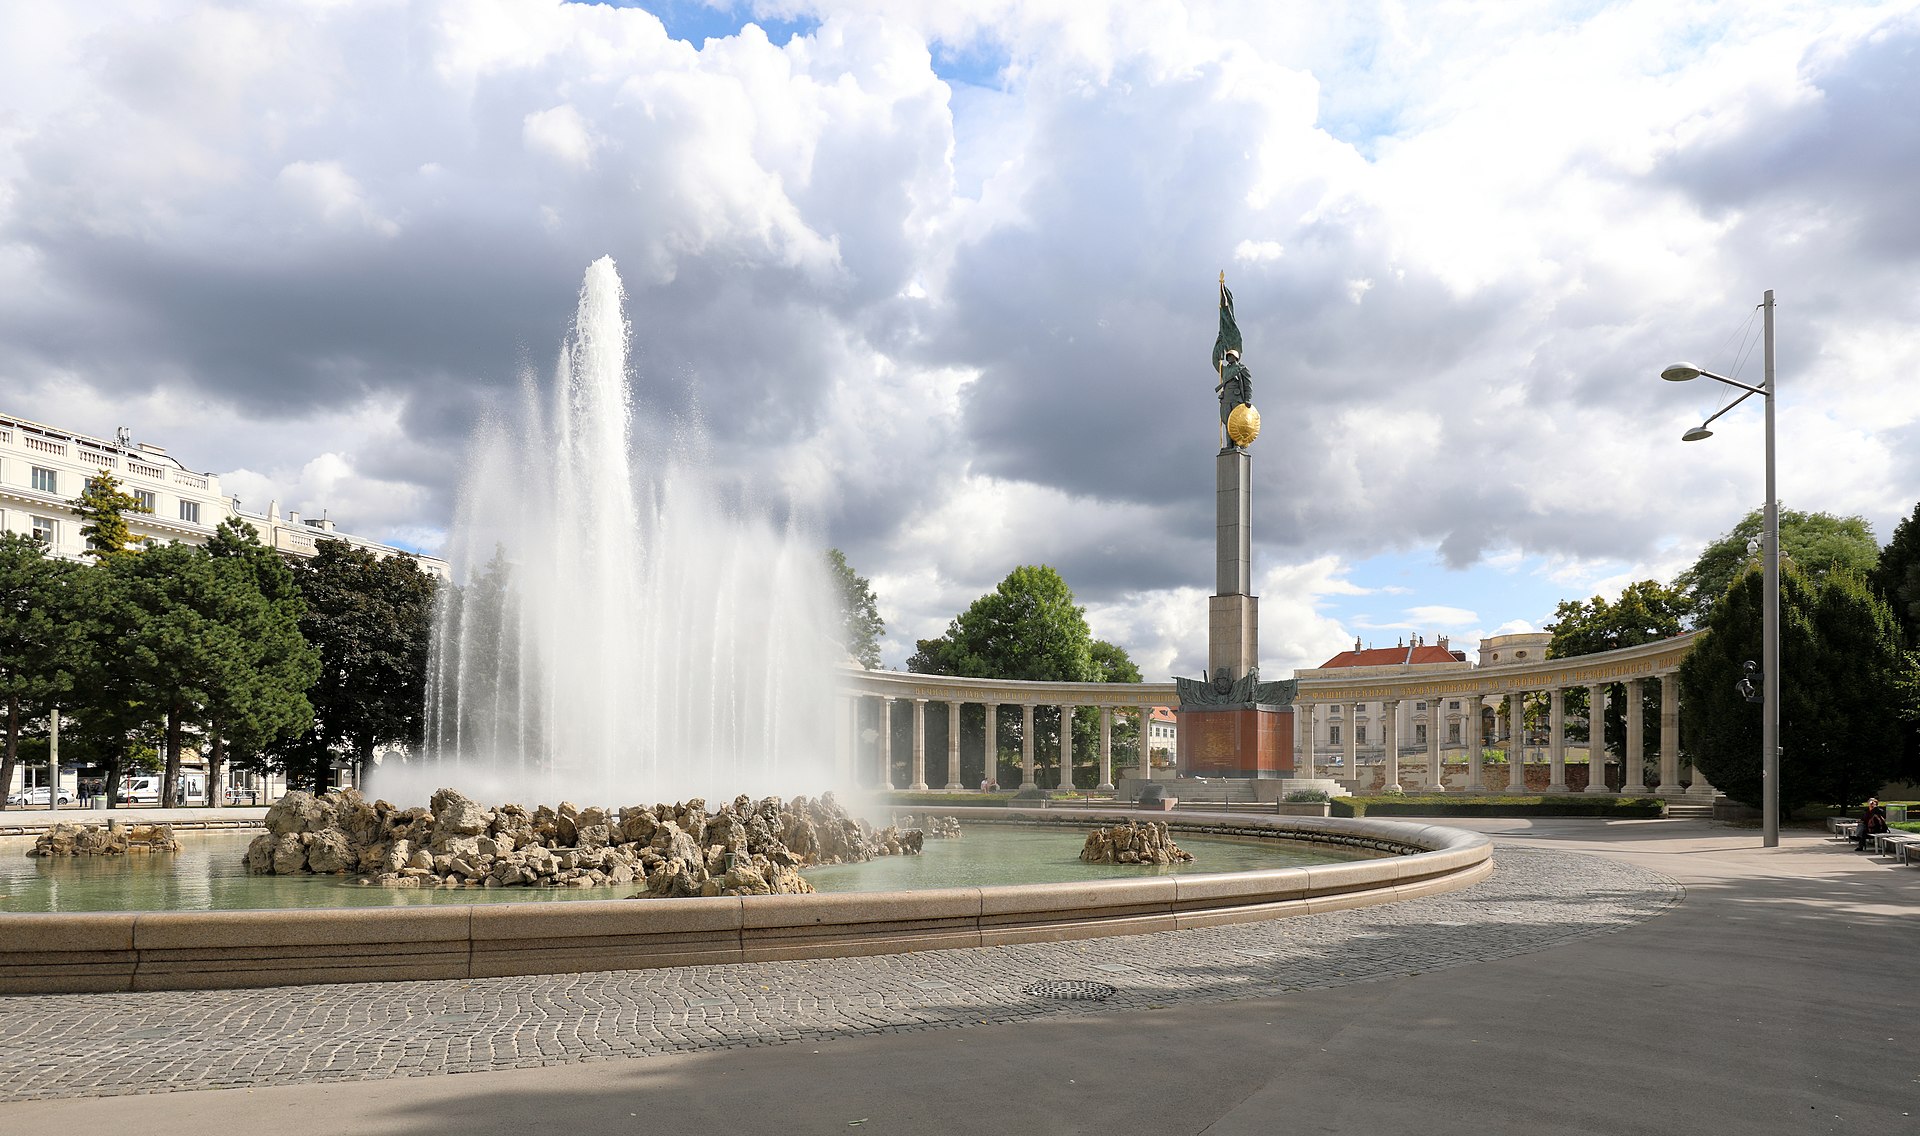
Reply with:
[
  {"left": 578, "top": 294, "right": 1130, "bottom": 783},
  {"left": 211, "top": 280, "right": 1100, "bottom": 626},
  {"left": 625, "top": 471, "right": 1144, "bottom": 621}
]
[{"left": 1661, "top": 288, "right": 1779, "bottom": 848}]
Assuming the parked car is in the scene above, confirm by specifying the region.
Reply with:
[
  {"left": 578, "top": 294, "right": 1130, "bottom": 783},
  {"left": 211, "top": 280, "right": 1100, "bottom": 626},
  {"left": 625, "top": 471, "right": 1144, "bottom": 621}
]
[{"left": 7, "top": 786, "right": 74, "bottom": 806}]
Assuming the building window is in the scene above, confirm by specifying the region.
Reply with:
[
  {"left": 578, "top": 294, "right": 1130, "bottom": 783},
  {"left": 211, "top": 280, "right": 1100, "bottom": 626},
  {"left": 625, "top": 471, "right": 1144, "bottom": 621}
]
[
  {"left": 31, "top": 467, "right": 57, "bottom": 494},
  {"left": 1416, "top": 701, "right": 1427, "bottom": 711},
  {"left": 178, "top": 500, "right": 200, "bottom": 524},
  {"left": 1449, "top": 700, "right": 1460, "bottom": 710},
  {"left": 1416, "top": 724, "right": 1428, "bottom": 744},
  {"left": 31, "top": 516, "right": 55, "bottom": 544},
  {"left": 133, "top": 490, "right": 157, "bottom": 513},
  {"left": 1449, "top": 722, "right": 1461, "bottom": 744},
  {"left": 1357, "top": 725, "right": 1368, "bottom": 744},
  {"left": 1329, "top": 725, "right": 1341, "bottom": 745}
]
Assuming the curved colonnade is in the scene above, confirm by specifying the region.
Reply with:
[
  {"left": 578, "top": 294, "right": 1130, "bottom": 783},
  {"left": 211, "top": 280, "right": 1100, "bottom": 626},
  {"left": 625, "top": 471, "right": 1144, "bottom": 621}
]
[
  {"left": 833, "top": 632, "right": 1713, "bottom": 797},
  {"left": 0, "top": 811, "right": 1490, "bottom": 994}
]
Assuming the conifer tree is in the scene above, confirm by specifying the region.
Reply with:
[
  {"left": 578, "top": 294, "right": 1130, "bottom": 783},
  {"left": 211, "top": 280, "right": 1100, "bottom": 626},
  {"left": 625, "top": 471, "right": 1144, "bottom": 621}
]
[{"left": 70, "top": 470, "right": 151, "bottom": 561}]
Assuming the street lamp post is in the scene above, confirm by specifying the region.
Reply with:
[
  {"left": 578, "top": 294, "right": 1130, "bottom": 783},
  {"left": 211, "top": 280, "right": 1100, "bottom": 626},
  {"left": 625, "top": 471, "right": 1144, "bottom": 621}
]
[{"left": 1660, "top": 289, "right": 1779, "bottom": 848}]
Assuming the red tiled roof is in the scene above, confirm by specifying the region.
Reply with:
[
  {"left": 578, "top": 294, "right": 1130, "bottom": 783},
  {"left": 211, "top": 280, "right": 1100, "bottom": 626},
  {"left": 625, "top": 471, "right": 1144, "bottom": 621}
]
[
  {"left": 1151, "top": 706, "right": 1177, "bottom": 722},
  {"left": 1317, "top": 644, "right": 1464, "bottom": 669}
]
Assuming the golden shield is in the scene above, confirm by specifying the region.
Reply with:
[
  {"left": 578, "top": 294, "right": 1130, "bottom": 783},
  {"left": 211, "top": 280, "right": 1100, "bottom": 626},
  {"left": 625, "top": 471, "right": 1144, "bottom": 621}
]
[{"left": 1227, "top": 403, "right": 1261, "bottom": 446}]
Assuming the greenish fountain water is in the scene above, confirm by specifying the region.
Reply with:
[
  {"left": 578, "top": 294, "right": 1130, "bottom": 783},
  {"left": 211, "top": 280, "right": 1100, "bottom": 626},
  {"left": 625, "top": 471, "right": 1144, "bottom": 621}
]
[{"left": 0, "top": 826, "right": 1371, "bottom": 914}]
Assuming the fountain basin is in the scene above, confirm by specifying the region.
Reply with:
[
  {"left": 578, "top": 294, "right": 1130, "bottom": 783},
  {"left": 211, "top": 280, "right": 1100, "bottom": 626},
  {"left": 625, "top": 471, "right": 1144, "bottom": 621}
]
[{"left": 0, "top": 808, "right": 1491, "bottom": 994}]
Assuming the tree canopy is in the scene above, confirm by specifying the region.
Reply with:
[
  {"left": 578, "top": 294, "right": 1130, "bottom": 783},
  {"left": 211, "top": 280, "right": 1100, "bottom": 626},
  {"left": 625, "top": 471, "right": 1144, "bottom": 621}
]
[
  {"left": 1545, "top": 579, "right": 1690, "bottom": 658},
  {"left": 827, "top": 548, "right": 884, "bottom": 669},
  {"left": 1679, "top": 563, "right": 1913, "bottom": 811},
  {"left": 0, "top": 535, "right": 81, "bottom": 809},
  {"left": 280, "top": 541, "right": 437, "bottom": 788},
  {"left": 1871, "top": 499, "right": 1920, "bottom": 646},
  {"left": 71, "top": 469, "right": 151, "bottom": 561},
  {"left": 1676, "top": 507, "right": 1878, "bottom": 622}
]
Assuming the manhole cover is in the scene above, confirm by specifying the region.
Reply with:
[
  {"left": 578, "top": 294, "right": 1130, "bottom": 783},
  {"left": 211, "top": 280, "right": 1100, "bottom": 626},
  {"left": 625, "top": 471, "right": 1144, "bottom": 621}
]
[{"left": 1022, "top": 980, "right": 1117, "bottom": 1001}]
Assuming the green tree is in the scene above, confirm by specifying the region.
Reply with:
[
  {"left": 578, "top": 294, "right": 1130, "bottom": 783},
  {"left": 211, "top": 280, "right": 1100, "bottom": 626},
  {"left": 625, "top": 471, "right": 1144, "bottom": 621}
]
[
  {"left": 70, "top": 470, "right": 152, "bottom": 561},
  {"left": 1870, "top": 500, "right": 1920, "bottom": 646},
  {"left": 285, "top": 541, "right": 438, "bottom": 789},
  {"left": 1677, "top": 508, "right": 1878, "bottom": 623},
  {"left": 202, "top": 520, "right": 320, "bottom": 805},
  {"left": 62, "top": 558, "right": 158, "bottom": 807},
  {"left": 0, "top": 535, "right": 82, "bottom": 809},
  {"left": 908, "top": 566, "right": 1139, "bottom": 788},
  {"left": 1680, "top": 564, "right": 1912, "bottom": 812},
  {"left": 827, "top": 548, "right": 884, "bottom": 669}
]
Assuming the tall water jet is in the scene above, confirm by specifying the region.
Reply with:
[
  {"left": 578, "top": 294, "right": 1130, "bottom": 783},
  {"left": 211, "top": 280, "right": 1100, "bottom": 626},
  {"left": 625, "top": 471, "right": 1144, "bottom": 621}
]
[{"left": 399, "top": 257, "right": 842, "bottom": 805}]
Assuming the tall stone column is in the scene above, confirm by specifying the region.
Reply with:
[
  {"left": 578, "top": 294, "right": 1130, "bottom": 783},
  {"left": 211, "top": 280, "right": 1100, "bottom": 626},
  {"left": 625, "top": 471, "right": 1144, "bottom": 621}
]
[
  {"left": 1342, "top": 704, "right": 1358, "bottom": 781},
  {"left": 878, "top": 698, "right": 895, "bottom": 790},
  {"left": 1097, "top": 707, "right": 1114, "bottom": 791},
  {"left": 1462, "top": 694, "right": 1484, "bottom": 792},
  {"left": 1020, "top": 703, "right": 1037, "bottom": 789},
  {"left": 1547, "top": 688, "right": 1567, "bottom": 793},
  {"left": 1658, "top": 675, "right": 1680, "bottom": 797},
  {"left": 1425, "top": 699, "right": 1445, "bottom": 791},
  {"left": 1209, "top": 448, "right": 1258, "bottom": 680},
  {"left": 910, "top": 698, "right": 929, "bottom": 790},
  {"left": 984, "top": 702, "right": 999, "bottom": 788},
  {"left": 850, "top": 696, "right": 864, "bottom": 782},
  {"left": 1381, "top": 698, "right": 1402, "bottom": 793},
  {"left": 1059, "top": 705, "right": 1077, "bottom": 790},
  {"left": 1293, "top": 701, "right": 1312, "bottom": 778},
  {"left": 1507, "top": 691, "right": 1528, "bottom": 792},
  {"left": 1623, "top": 679, "right": 1649, "bottom": 793},
  {"left": 1136, "top": 706, "right": 1155, "bottom": 781},
  {"left": 945, "top": 701, "right": 963, "bottom": 789},
  {"left": 1584, "top": 684, "right": 1610, "bottom": 794}
]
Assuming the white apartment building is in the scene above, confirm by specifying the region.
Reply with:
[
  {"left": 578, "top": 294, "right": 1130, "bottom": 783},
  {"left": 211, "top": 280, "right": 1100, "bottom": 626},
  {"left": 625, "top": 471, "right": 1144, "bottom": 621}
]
[{"left": 0, "top": 411, "right": 446, "bottom": 577}]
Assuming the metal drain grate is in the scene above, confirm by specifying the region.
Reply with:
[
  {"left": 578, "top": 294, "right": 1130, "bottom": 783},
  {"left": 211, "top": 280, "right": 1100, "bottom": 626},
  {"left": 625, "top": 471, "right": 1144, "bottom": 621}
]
[{"left": 1022, "top": 980, "right": 1118, "bottom": 1001}]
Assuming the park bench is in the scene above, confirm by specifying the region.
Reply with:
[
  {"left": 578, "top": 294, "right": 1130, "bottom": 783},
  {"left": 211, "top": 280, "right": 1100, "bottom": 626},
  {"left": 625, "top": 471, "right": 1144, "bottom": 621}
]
[
  {"left": 1833, "top": 820, "right": 1860, "bottom": 843},
  {"left": 1872, "top": 830, "right": 1919, "bottom": 865}
]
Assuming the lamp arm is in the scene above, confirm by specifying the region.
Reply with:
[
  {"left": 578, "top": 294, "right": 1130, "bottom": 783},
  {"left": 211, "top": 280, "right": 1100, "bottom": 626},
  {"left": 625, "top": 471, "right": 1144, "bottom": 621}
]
[{"left": 1698, "top": 386, "right": 1761, "bottom": 430}]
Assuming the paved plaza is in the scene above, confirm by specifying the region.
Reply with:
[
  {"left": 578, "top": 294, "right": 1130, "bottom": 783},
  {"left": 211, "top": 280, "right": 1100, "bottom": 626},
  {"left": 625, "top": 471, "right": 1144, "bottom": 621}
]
[{"left": 1, "top": 819, "right": 1914, "bottom": 1133}]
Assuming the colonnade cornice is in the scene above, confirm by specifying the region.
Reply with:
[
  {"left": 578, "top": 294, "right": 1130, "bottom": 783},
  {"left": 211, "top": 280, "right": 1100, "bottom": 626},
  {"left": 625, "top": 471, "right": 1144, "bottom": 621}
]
[
  {"left": 1293, "top": 630, "right": 1704, "bottom": 703},
  {"left": 833, "top": 667, "right": 1179, "bottom": 706}
]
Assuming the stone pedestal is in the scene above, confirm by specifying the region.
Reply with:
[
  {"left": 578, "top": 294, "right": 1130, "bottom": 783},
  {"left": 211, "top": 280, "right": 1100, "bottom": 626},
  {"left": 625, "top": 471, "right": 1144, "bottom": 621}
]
[{"left": 1177, "top": 708, "right": 1294, "bottom": 778}]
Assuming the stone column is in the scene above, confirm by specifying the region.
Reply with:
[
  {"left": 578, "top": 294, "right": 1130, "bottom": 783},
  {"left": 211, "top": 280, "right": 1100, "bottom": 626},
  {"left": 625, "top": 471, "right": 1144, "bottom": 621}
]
[
  {"left": 1381, "top": 698, "right": 1402, "bottom": 793},
  {"left": 1342, "top": 704, "right": 1358, "bottom": 781},
  {"left": 1293, "top": 701, "right": 1312, "bottom": 778},
  {"left": 1688, "top": 765, "right": 1720, "bottom": 800},
  {"left": 945, "top": 701, "right": 963, "bottom": 789},
  {"left": 879, "top": 697, "right": 895, "bottom": 790},
  {"left": 1425, "top": 698, "right": 1445, "bottom": 791},
  {"left": 910, "top": 698, "right": 929, "bottom": 790},
  {"left": 1547, "top": 688, "right": 1567, "bottom": 793},
  {"left": 1020, "top": 703, "right": 1037, "bottom": 789},
  {"left": 849, "top": 696, "right": 863, "bottom": 783},
  {"left": 1507, "top": 691, "right": 1527, "bottom": 792},
  {"left": 1623, "top": 679, "right": 1649, "bottom": 793},
  {"left": 1584, "top": 684, "right": 1610, "bottom": 794},
  {"left": 1097, "top": 706, "right": 1114, "bottom": 791},
  {"left": 984, "top": 702, "right": 999, "bottom": 789},
  {"left": 1058, "top": 705, "right": 1077, "bottom": 790},
  {"left": 1658, "top": 675, "right": 1680, "bottom": 797},
  {"left": 1136, "top": 706, "right": 1155, "bottom": 781},
  {"left": 1462, "top": 694, "right": 1484, "bottom": 792}
]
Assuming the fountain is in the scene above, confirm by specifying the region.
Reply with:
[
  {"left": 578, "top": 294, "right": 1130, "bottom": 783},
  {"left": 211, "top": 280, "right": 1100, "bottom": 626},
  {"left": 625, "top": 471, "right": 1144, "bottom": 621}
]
[{"left": 397, "top": 257, "right": 841, "bottom": 806}]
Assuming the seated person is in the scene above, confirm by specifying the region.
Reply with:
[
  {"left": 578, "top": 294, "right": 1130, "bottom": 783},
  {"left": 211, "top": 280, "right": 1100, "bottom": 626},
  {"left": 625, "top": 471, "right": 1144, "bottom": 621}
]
[{"left": 1854, "top": 797, "right": 1888, "bottom": 851}]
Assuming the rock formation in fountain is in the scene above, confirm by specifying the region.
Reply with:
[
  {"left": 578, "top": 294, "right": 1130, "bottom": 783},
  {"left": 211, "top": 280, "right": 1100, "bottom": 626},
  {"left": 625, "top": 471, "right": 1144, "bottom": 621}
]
[
  {"left": 245, "top": 788, "right": 920, "bottom": 896},
  {"left": 896, "top": 814, "right": 963, "bottom": 839},
  {"left": 29, "top": 822, "right": 180, "bottom": 857},
  {"left": 1078, "top": 821, "right": 1194, "bottom": 865},
  {"left": 409, "top": 257, "right": 840, "bottom": 806}
]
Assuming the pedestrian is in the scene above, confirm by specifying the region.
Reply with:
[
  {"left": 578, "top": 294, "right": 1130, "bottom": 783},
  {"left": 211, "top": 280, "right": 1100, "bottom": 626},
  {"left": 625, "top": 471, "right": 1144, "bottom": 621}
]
[{"left": 1854, "top": 797, "right": 1888, "bottom": 851}]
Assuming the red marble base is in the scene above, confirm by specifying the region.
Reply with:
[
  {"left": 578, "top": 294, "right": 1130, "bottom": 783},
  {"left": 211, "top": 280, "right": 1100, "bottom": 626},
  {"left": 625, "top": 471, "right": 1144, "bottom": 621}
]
[{"left": 1176, "top": 707, "right": 1295, "bottom": 778}]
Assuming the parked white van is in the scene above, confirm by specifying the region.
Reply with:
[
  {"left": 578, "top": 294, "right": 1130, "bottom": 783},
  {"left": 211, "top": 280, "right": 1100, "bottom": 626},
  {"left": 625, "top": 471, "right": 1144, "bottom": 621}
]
[{"left": 121, "top": 775, "right": 205, "bottom": 805}]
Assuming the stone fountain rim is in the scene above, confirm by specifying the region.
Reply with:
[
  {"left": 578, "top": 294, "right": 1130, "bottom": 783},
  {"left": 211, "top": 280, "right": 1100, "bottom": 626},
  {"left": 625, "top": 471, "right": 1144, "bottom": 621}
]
[{"left": 0, "top": 809, "right": 1492, "bottom": 995}]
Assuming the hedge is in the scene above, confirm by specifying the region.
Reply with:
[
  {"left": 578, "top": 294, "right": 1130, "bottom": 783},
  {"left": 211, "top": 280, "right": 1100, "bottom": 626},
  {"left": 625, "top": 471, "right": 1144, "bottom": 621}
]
[
  {"left": 870, "top": 791, "right": 1018, "bottom": 808},
  {"left": 1331, "top": 795, "right": 1665, "bottom": 819}
]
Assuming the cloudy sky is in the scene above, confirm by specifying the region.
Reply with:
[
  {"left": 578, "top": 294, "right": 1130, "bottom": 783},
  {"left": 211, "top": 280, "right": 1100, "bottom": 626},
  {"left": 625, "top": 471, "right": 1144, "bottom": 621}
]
[{"left": 5, "top": 0, "right": 1918, "bottom": 680}]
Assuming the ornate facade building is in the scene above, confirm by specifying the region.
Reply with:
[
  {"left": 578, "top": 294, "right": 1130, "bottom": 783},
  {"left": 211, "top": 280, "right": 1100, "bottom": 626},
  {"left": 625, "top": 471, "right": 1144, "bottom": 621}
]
[{"left": 0, "top": 411, "right": 446, "bottom": 576}]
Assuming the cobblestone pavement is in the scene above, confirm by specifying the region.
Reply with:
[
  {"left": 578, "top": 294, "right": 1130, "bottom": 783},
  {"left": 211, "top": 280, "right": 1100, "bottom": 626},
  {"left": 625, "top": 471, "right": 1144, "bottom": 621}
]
[{"left": 0, "top": 844, "right": 1677, "bottom": 1102}]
